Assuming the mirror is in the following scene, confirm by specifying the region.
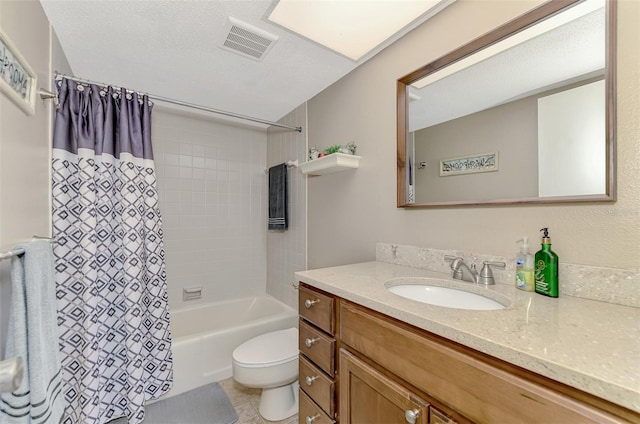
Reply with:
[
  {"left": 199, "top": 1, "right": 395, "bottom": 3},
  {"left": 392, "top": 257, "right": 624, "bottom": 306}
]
[{"left": 397, "top": 0, "right": 616, "bottom": 207}]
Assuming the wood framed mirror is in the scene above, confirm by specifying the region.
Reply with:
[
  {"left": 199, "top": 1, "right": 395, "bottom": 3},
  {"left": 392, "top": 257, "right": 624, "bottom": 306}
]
[{"left": 397, "top": 0, "right": 616, "bottom": 207}]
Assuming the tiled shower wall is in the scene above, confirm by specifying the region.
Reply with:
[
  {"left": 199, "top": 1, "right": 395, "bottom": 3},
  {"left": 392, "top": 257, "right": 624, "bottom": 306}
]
[
  {"left": 266, "top": 104, "right": 308, "bottom": 309},
  {"left": 153, "top": 109, "right": 268, "bottom": 309}
]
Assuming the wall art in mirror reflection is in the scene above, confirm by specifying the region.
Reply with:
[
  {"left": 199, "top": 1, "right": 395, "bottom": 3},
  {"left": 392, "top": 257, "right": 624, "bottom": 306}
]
[{"left": 440, "top": 152, "right": 498, "bottom": 177}]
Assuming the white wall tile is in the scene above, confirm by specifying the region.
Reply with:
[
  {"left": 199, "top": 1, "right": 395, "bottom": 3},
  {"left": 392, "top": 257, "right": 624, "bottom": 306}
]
[
  {"left": 165, "top": 153, "right": 179, "bottom": 166},
  {"left": 154, "top": 110, "right": 267, "bottom": 310},
  {"left": 193, "top": 145, "right": 206, "bottom": 158}
]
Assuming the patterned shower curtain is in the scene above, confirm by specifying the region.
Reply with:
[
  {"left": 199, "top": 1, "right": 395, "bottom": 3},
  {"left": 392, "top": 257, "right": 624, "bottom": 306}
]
[{"left": 51, "top": 78, "right": 173, "bottom": 424}]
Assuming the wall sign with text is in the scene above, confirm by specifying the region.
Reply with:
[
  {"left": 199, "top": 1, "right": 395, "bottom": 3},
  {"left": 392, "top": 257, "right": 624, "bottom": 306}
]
[
  {"left": 439, "top": 152, "right": 499, "bottom": 177},
  {"left": 0, "top": 27, "right": 37, "bottom": 115}
]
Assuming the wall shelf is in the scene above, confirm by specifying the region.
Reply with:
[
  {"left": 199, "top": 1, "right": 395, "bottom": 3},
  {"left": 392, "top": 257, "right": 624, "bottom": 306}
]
[{"left": 299, "top": 153, "right": 361, "bottom": 176}]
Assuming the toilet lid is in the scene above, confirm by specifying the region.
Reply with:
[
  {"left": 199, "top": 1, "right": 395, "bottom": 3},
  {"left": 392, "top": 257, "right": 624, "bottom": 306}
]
[{"left": 233, "top": 327, "right": 298, "bottom": 367}]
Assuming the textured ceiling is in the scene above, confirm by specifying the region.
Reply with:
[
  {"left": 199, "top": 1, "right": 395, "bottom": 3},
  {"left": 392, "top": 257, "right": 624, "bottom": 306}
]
[
  {"left": 408, "top": 2, "right": 606, "bottom": 131},
  {"left": 39, "top": 0, "right": 451, "bottom": 127}
]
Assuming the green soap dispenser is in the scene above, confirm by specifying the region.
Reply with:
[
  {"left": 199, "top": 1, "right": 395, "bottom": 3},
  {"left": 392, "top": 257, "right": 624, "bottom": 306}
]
[{"left": 535, "top": 227, "right": 559, "bottom": 297}]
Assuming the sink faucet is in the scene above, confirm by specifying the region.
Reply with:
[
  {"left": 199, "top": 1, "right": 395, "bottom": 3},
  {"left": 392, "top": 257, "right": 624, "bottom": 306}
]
[
  {"left": 448, "top": 257, "right": 478, "bottom": 282},
  {"left": 445, "top": 255, "right": 506, "bottom": 285}
]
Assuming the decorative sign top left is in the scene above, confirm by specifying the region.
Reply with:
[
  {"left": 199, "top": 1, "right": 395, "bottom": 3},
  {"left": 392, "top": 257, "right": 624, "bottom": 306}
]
[{"left": 0, "top": 28, "right": 37, "bottom": 115}]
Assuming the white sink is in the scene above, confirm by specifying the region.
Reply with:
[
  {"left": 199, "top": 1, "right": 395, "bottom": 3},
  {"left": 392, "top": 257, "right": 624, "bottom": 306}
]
[{"left": 387, "top": 284, "right": 506, "bottom": 310}]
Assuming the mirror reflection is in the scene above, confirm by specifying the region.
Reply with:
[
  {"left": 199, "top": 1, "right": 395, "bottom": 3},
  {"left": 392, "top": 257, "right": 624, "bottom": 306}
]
[{"left": 398, "top": 0, "right": 615, "bottom": 206}]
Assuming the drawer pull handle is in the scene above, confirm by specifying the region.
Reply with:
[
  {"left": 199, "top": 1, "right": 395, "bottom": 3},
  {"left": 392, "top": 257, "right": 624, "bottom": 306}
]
[
  {"left": 306, "top": 414, "right": 320, "bottom": 424},
  {"left": 405, "top": 409, "right": 420, "bottom": 424},
  {"left": 305, "top": 337, "right": 319, "bottom": 348},
  {"left": 305, "top": 375, "right": 318, "bottom": 386},
  {"left": 304, "top": 298, "right": 319, "bottom": 308}
]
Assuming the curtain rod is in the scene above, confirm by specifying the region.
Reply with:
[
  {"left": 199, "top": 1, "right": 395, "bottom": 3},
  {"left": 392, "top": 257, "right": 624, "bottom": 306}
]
[{"left": 48, "top": 73, "right": 303, "bottom": 133}]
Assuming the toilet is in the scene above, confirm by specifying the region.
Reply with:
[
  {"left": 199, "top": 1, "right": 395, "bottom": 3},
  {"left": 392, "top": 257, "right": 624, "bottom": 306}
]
[{"left": 232, "top": 327, "right": 299, "bottom": 421}]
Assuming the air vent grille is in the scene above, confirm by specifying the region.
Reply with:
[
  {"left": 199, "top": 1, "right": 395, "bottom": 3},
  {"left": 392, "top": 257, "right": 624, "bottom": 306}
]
[{"left": 221, "top": 17, "right": 278, "bottom": 61}]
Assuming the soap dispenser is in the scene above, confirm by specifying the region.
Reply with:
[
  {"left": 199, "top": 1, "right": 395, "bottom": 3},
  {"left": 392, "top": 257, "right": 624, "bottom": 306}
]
[
  {"left": 515, "top": 237, "right": 534, "bottom": 291},
  {"left": 534, "top": 228, "right": 559, "bottom": 297}
]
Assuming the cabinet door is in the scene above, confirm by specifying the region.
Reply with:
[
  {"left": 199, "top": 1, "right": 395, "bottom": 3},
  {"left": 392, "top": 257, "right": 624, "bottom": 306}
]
[{"left": 339, "top": 349, "right": 428, "bottom": 424}]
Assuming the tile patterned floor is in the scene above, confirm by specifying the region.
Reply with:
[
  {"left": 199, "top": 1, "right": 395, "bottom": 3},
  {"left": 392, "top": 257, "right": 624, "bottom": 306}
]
[{"left": 219, "top": 378, "right": 298, "bottom": 424}]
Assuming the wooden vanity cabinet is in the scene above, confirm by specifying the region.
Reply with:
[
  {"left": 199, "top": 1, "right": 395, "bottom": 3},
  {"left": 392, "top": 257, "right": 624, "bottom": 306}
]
[
  {"left": 299, "top": 283, "right": 638, "bottom": 423},
  {"left": 339, "top": 300, "right": 637, "bottom": 424},
  {"left": 299, "top": 284, "right": 337, "bottom": 423}
]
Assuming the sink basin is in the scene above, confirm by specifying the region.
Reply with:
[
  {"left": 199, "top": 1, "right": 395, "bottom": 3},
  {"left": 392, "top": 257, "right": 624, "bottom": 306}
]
[{"left": 387, "top": 284, "right": 506, "bottom": 310}]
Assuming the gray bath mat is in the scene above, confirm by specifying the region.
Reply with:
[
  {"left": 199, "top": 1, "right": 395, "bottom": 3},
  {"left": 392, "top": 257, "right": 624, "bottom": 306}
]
[{"left": 109, "top": 382, "right": 238, "bottom": 424}]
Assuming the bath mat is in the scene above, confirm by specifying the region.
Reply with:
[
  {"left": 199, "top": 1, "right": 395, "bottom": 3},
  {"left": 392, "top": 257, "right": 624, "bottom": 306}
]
[{"left": 108, "top": 382, "right": 238, "bottom": 424}]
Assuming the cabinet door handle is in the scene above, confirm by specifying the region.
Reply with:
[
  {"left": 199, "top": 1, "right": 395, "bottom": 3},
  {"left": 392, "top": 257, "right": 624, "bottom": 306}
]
[
  {"left": 305, "top": 337, "right": 319, "bottom": 348},
  {"left": 304, "top": 298, "right": 319, "bottom": 308},
  {"left": 405, "top": 409, "right": 420, "bottom": 424},
  {"left": 305, "top": 414, "right": 320, "bottom": 424},
  {"left": 305, "top": 375, "right": 318, "bottom": 386}
]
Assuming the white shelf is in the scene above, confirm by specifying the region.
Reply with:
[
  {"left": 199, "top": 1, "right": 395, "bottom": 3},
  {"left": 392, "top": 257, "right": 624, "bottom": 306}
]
[{"left": 299, "top": 153, "right": 361, "bottom": 176}]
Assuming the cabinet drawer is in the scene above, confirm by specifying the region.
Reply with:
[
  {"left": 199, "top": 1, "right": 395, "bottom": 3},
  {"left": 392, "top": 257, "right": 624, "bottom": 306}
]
[
  {"left": 300, "top": 319, "right": 335, "bottom": 375},
  {"left": 300, "top": 389, "right": 335, "bottom": 424},
  {"left": 430, "top": 406, "right": 457, "bottom": 424},
  {"left": 300, "top": 355, "right": 335, "bottom": 417},
  {"left": 340, "top": 301, "right": 625, "bottom": 424},
  {"left": 300, "top": 285, "right": 335, "bottom": 335}
]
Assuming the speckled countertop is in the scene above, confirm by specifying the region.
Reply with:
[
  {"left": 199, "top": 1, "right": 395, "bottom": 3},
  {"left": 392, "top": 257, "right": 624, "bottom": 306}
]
[{"left": 295, "top": 261, "right": 640, "bottom": 413}]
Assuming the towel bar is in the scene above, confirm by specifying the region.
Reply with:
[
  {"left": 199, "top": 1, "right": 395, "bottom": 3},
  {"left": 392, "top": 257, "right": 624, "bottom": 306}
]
[
  {"left": 0, "top": 247, "right": 25, "bottom": 260},
  {"left": 0, "top": 236, "right": 56, "bottom": 260},
  {"left": 264, "top": 160, "right": 299, "bottom": 173}
]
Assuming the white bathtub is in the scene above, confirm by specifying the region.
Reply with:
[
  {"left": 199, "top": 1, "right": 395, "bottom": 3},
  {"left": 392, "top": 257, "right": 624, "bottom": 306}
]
[{"left": 161, "top": 295, "right": 298, "bottom": 399}]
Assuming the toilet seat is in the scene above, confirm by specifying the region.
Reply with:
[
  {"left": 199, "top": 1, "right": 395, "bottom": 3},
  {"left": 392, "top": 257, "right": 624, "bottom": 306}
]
[{"left": 233, "top": 327, "right": 297, "bottom": 368}]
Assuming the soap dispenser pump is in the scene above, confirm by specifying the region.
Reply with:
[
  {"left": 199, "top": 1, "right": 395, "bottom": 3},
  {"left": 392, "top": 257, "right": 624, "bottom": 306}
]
[
  {"left": 515, "top": 237, "right": 534, "bottom": 291},
  {"left": 534, "top": 227, "right": 559, "bottom": 297}
]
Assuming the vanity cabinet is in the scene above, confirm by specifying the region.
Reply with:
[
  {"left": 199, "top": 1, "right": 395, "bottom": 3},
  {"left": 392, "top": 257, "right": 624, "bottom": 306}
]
[
  {"left": 299, "top": 283, "right": 637, "bottom": 423},
  {"left": 299, "top": 285, "right": 337, "bottom": 423},
  {"left": 339, "top": 300, "right": 634, "bottom": 424}
]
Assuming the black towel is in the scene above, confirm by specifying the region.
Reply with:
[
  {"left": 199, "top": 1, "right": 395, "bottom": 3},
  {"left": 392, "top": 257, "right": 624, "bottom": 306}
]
[{"left": 268, "top": 163, "right": 288, "bottom": 230}]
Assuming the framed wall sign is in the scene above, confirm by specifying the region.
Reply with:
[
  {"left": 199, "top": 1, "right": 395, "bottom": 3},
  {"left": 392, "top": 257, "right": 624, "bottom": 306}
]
[
  {"left": 440, "top": 152, "right": 499, "bottom": 177},
  {"left": 0, "top": 27, "right": 37, "bottom": 116}
]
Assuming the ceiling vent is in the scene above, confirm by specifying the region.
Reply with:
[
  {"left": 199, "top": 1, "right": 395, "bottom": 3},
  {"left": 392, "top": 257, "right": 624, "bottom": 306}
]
[{"left": 220, "top": 17, "right": 278, "bottom": 61}]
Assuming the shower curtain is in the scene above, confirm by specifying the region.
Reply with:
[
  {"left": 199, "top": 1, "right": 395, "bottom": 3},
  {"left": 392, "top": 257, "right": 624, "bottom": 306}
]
[{"left": 51, "top": 78, "right": 173, "bottom": 424}]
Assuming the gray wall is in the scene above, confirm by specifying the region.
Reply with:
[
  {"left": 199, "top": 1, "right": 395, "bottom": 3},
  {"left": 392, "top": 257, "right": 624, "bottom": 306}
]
[{"left": 306, "top": 0, "right": 640, "bottom": 272}]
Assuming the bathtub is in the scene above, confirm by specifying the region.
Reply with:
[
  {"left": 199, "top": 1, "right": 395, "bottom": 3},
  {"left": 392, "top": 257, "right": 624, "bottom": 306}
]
[{"left": 161, "top": 295, "right": 298, "bottom": 399}]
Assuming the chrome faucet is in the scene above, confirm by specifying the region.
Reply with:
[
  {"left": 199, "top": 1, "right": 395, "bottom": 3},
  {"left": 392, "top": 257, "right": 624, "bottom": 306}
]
[
  {"left": 445, "top": 255, "right": 506, "bottom": 285},
  {"left": 450, "top": 257, "right": 477, "bottom": 282}
]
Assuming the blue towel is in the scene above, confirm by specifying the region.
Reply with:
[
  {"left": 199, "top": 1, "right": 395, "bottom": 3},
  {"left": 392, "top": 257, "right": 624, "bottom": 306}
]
[
  {"left": 0, "top": 241, "right": 64, "bottom": 424},
  {"left": 268, "top": 163, "right": 288, "bottom": 230}
]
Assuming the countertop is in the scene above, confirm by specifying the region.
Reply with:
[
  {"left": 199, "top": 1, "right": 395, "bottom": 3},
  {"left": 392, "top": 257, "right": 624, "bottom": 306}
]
[{"left": 295, "top": 261, "right": 640, "bottom": 413}]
